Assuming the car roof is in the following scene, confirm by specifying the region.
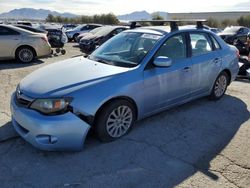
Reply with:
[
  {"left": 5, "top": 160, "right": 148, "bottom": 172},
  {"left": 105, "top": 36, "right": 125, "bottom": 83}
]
[
  {"left": 0, "top": 24, "right": 37, "bottom": 34},
  {"left": 125, "top": 25, "right": 213, "bottom": 36},
  {"left": 127, "top": 20, "right": 216, "bottom": 36}
]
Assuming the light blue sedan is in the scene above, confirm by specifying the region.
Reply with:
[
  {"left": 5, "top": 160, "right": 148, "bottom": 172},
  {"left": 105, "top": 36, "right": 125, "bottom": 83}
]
[{"left": 11, "top": 25, "right": 239, "bottom": 151}]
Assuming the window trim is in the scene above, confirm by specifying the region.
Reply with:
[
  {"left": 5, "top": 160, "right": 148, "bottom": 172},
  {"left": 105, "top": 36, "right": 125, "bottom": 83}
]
[
  {"left": 208, "top": 34, "right": 222, "bottom": 51},
  {"left": 144, "top": 32, "right": 188, "bottom": 70},
  {"left": 0, "top": 26, "right": 20, "bottom": 36},
  {"left": 188, "top": 31, "right": 214, "bottom": 57}
]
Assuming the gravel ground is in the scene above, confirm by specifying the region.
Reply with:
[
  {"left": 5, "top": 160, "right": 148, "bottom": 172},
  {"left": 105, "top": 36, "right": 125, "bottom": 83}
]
[{"left": 0, "top": 43, "right": 249, "bottom": 188}]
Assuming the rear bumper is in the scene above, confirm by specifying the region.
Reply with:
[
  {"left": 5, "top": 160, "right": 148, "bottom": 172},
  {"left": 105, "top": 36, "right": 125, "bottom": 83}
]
[
  {"left": 10, "top": 94, "right": 90, "bottom": 151},
  {"left": 36, "top": 43, "right": 51, "bottom": 57}
]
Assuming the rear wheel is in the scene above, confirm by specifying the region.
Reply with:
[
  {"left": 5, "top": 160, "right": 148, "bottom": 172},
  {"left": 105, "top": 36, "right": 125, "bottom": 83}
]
[
  {"left": 95, "top": 99, "right": 136, "bottom": 142},
  {"left": 210, "top": 71, "right": 229, "bottom": 100},
  {"left": 61, "top": 49, "right": 66, "bottom": 55},
  {"left": 16, "top": 47, "right": 35, "bottom": 63}
]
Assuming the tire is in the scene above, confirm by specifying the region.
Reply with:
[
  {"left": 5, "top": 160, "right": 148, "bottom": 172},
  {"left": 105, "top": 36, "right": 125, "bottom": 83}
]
[
  {"left": 16, "top": 47, "right": 35, "bottom": 63},
  {"left": 95, "top": 99, "right": 136, "bottom": 142},
  {"left": 61, "top": 49, "right": 66, "bottom": 55},
  {"left": 209, "top": 71, "right": 229, "bottom": 100},
  {"left": 73, "top": 34, "right": 79, "bottom": 42},
  {"left": 55, "top": 48, "right": 61, "bottom": 53}
]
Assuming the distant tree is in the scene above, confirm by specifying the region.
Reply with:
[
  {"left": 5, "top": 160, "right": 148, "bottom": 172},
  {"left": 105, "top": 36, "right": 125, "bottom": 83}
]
[
  {"left": 46, "top": 14, "right": 55, "bottom": 22},
  {"left": 207, "top": 17, "right": 219, "bottom": 28},
  {"left": 45, "top": 13, "right": 119, "bottom": 25},
  {"left": 221, "top": 19, "right": 237, "bottom": 28},
  {"left": 151, "top": 13, "right": 164, "bottom": 26},
  {"left": 152, "top": 13, "right": 164, "bottom": 20},
  {"left": 237, "top": 15, "right": 250, "bottom": 27},
  {"left": 55, "top": 16, "right": 63, "bottom": 23}
]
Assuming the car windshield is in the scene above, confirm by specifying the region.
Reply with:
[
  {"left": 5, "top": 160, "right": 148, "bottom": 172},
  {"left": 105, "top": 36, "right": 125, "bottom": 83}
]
[
  {"left": 90, "top": 27, "right": 102, "bottom": 34},
  {"left": 73, "top": 24, "right": 85, "bottom": 30},
  {"left": 223, "top": 27, "right": 240, "bottom": 33},
  {"left": 89, "top": 32, "right": 162, "bottom": 68},
  {"left": 94, "top": 26, "right": 118, "bottom": 36}
]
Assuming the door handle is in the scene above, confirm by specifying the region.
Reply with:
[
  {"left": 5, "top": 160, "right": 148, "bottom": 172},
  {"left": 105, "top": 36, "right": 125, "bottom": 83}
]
[{"left": 182, "top": 67, "right": 191, "bottom": 72}]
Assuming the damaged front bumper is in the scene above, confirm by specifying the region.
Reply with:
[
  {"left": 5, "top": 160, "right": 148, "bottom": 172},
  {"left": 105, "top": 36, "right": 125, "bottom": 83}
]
[{"left": 10, "top": 94, "right": 91, "bottom": 151}]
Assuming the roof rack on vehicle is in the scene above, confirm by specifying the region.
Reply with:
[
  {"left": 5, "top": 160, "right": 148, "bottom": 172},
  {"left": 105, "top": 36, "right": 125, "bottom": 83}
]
[{"left": 130, "top": 19, "right": 207, "bottom": 32}]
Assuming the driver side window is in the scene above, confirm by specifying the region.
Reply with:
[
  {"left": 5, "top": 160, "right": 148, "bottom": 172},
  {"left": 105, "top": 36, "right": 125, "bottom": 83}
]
[{"left": 155, "top": 34, "right": 186, "bottom": 61}]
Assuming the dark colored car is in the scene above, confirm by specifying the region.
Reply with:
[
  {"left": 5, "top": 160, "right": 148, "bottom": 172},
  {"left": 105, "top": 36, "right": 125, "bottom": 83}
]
[
  {"left": 218, "top": 26, "right": 250, "bottom": 55},
  {"left": 13, "top": 24, "right": 47, "bottom": 34},
  {"left": 79, "top": 26, "right": 127, "bottom": 54},
  {"left": 65, "top": 24, "right": 102, "bottom": 42},
  {"left": 17, "top": 21, "right": 32, "bottom": 27},
  {"left": 76, "top": 27, "right": 102, "bottom": 43}
]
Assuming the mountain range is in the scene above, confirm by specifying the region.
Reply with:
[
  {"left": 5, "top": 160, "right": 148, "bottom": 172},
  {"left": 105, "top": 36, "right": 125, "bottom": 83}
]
[
  {"left": 1, "top": 6, "right": 250, "bottom": 21},
  {"left": 0, "top": 8, "right": 169, "bottom": 20},
  {"left": 0, "top": 8, "right": 77, "bottom": 20}
]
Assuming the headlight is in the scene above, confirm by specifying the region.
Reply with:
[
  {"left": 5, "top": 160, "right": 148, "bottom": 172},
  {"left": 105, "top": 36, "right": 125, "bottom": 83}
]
[{"left": 30, "top": 98, "right": 73, "bottom": 115}]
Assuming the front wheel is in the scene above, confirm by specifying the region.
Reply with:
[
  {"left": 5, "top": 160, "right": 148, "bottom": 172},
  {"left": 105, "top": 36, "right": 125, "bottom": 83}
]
[
  {"left": 209, "top": 71, "right": 229, "bottom": 100},
  {"left": 95, "top": 100, "right": 136, "bottom": 142}
]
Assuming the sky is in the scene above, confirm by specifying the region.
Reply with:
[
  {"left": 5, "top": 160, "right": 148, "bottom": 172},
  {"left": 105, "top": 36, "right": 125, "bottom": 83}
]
[{"left": 0, "top": 0, "right": 249, "bottom": 15}]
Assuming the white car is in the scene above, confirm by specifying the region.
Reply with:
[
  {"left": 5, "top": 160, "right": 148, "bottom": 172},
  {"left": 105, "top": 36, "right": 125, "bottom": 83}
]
[{"left": 0, "top": 24, "right": 51, "bottom": 63}]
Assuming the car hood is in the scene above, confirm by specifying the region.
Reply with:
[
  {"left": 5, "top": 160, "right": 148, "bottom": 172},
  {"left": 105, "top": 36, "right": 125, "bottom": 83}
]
[
  {"left": 79, "top": 33, "right": 93, "bottom": 38},
  {"left": 218, "top": 32, "right": 235, "bottom": 36},
  {"left": 81, "top": 34, "right": 98, "bottom": 41},
  {"left": 19, "top": 56, "right": 131, "bottom": 98}
]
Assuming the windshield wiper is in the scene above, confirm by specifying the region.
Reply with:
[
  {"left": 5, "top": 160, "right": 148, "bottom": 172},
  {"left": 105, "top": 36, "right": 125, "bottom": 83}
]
[{"left": 95, "top": 58, "right": 111, "bottom": 65}]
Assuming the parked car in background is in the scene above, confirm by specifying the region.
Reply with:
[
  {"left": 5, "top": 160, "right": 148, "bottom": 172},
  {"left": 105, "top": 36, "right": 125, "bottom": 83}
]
[
  {"left": 11, "top": 22, "right": 239, "bottom": 151},
  {"left": 210, "top": 28, "right": 222, "bottom": 34},
  {"left": 65, "top": 24, "right": 102, "bottom": 42},
  {"left": 76, "top": 27, "right": 102, "bottom": 43},
  {"left": 13, "top": 24, "right": 47, "bottom": 34},
  {"left": 61, "top": 24, "right": 78, "bottom": 31},
  {"left": 79, "top": 26, "right": 127, "bottom": 54},
  {"left": 17, "top": 21, "right": 32, "bottom": 27},
  {"left": 0, "top": 24, "right": 51, "bottom": 63},
  {"left": 218, "top": 26, "right": 250, "bottom": 55},
  {"left": 184, "top": 25, "right": 221, "bottom": 33}
]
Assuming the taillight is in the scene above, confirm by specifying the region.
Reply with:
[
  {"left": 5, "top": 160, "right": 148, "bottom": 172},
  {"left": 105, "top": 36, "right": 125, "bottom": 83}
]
[{"left": 236, "top": 49, "right": 240, "bottom": 58}]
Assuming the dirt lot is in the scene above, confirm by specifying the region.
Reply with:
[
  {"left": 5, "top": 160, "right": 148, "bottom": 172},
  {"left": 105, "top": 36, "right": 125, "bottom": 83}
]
[{"left": 0, "top": 43, "right": 250, "bottom": 188}]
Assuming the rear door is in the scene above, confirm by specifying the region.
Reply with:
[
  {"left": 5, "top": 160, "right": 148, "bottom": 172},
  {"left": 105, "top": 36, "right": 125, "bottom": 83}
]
[
  {"left": 188, "top": 32, "right": 222, "bottom": 94},
  {"left": 0, "top": 26, "right": 21, "bottom": 58}
]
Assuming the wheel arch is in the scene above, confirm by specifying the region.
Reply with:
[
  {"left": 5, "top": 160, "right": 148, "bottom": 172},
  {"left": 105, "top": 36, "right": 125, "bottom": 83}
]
[
  {"left": 15, "top": 45, "right": 37, "bottom": 58},
  {"left": 93, "top": 96, "right": 139, "bottom": 125},
  {"left": 221, "top": 69, "right": 232, "bottom": 85}
]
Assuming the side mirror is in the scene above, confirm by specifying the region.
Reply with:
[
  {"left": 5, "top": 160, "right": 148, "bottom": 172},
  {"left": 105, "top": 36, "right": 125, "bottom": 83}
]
[{"left": 153, "top": 56, "right": 172, "bottom": 67}]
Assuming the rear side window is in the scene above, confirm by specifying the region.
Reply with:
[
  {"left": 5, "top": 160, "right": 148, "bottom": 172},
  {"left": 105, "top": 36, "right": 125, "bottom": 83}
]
[
  {"left": 210, "top": 35, "right": 221, "bottom": 50},
  {"left": 0, "top": 26, "right": 20, "bottom": 36},
  {"left": 190, "top": 33, "right": 212, "bottom": 56}
]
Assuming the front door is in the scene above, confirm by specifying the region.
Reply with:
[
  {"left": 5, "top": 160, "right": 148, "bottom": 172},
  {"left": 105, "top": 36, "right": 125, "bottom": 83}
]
[{"left": 143, "top": 33, "right": 193, "bottom": 115}]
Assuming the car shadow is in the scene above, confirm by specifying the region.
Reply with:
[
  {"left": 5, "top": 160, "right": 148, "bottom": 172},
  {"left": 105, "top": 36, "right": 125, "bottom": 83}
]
[
  {"left": 0, "top": 59, "right": 44, "bottom": 70},
  {"left": 235, "top": 77, "right": 250, "bottom": 83},
  {"left": 0, "top": 95, "right": 249, "bottom": 187}
]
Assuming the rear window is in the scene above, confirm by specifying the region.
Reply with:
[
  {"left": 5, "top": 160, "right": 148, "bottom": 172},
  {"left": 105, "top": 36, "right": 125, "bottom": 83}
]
[{"left": 0, "top": 26, "right": 20, "bottom": 35}]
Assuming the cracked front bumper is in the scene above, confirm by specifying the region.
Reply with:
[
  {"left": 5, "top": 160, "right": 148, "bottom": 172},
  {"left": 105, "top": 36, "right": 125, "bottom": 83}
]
[{"left": 10, "top": 94, "right": 91, "bottom": 151}]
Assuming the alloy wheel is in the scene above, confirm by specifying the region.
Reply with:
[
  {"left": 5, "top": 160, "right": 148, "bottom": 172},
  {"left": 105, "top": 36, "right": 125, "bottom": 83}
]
[{"left": 106, "top": 105, "right": 133, "bottom": 138}]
